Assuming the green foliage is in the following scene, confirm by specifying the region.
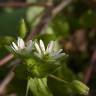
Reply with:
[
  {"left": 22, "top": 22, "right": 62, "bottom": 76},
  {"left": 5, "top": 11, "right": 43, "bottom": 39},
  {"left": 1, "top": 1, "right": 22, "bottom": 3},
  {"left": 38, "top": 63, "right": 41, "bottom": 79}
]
[
  {"left": 80, "top": 10, "right": 96, "bottom": 28},
  {"left": 52, "top": 16, "right": 70, "bottom": 38},
  {"left": 0, "top": 8, "right": 25, "bottom": 36}
]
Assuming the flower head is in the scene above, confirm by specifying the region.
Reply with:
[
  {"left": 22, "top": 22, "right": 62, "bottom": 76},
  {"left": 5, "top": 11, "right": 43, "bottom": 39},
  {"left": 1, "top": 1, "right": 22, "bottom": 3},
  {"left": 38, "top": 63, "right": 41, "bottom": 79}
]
[
  {"left": 10, "top": 37, "right": 33, "bottom": 56},
  {"left": 34, "top": 40, "right": 65, "bottom": 61}
]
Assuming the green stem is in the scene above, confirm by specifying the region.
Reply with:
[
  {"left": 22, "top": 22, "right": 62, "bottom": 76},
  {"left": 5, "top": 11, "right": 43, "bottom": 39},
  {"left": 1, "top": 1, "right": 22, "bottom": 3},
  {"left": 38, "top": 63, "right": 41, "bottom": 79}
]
[{"left": 49, "top": 74, "right": 68, "bottom": 84}]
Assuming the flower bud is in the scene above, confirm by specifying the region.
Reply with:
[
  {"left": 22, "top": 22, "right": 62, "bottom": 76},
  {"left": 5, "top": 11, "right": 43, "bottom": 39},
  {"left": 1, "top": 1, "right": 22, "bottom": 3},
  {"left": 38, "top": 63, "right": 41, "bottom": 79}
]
[
  {"left": 71, "top": 80, "right": 89, "bottom": 95},
  {"left": 18, "top": 19, "right": 27, "bottom": 38}
]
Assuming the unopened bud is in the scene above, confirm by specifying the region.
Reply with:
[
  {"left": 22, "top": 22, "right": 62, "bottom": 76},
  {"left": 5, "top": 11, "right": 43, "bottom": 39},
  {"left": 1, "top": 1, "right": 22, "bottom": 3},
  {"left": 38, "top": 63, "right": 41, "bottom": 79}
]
[{"left": 71, "top": 80, "right": 89, "bottom": 95}]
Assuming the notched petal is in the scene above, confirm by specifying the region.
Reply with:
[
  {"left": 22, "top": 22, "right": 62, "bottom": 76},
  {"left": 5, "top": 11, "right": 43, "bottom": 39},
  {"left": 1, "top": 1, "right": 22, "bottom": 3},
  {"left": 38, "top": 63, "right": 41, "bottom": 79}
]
[
  {"left": 17, "top": 37, "right": 25, "bottom": 49},
  {"left": 35, "top": 42, "right": 41, "bottom": 54},
  {"left": 46, "top": 41, "right": 54, "bottom": 53},
  {"left": 39, "top": 40, "right": 45, "bottom": 53},
  {"left": 12, "top": 42, "right": 18, "bottom": 51}
]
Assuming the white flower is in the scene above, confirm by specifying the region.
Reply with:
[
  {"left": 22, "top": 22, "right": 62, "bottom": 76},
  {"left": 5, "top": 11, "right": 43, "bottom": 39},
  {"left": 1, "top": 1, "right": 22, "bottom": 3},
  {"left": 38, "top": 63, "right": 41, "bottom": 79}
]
[
  {"left": 10, "top": 37, "right": 33, "bottom": 56},
  {"left": 34, "top": 40, "right": 65, "bottom": 61}
]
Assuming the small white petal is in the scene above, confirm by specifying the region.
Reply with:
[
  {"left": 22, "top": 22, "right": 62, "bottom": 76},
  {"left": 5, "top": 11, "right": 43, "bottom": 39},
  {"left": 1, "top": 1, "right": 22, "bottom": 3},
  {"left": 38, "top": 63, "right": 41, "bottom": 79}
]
[
  {"left": 46, "top": 41, "right": 54, "bottom": 53},
  {"left": 53, "top": 53, "right": 65, "bottom": 59},
  {"left": 35, "top": 42, "right": 41, "bottom": 55},
  {"left": 24, "top": 40, "right": 33, "bottom": 54},
  {"left": 27, "top": 40, "right": 32, "bottom": 47},
  {"left": 12, "top": 42, "right": 18, "bottom": 51},
  {"left": 17, "top": 37, "right": 25, "bottom": 49},
  {"left": 26, "top": 40, "right": 33, "bottom": 51},
  {"left": 39, "top": 40, "right": 45, "bottom": 53},
  {"left": 11, "top": 45, "right": 17, "bottom": 52},
  {"left": 52, "top": 49, "right": 63, "bottom": 56}
]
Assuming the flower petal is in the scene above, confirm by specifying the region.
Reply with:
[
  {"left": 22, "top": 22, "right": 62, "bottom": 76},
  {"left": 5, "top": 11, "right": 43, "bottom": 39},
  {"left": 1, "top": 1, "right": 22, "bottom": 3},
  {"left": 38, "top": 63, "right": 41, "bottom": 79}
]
[
  {"left": 52, "top": 49, "right": 63, "bottom": 57},
  {"left": 34, "top": 42, "right": 41, "bottom": 55},
  {"left": 53, "top": 53, "right": 65, "bottom": 59},
  {"left": 12, "top": 42, "right": 18, "bottom": 51},
  {"left": 39, "top": 40, "right": 45, "bottom": 53},
  {"left": 17, "top": 37, "right": 25, "bottom": 49},
  {"left": 26, "top": 40, "right": 33, "bottom": 51},
  {"left": 11, "top": 45, "right": 17, "bottom": 52},
  {"left": 46, "top": 41, "right": 54, "bottom": 53},
  {"left": 27, "top": 40, "right": 32, "bottom": 47}
]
